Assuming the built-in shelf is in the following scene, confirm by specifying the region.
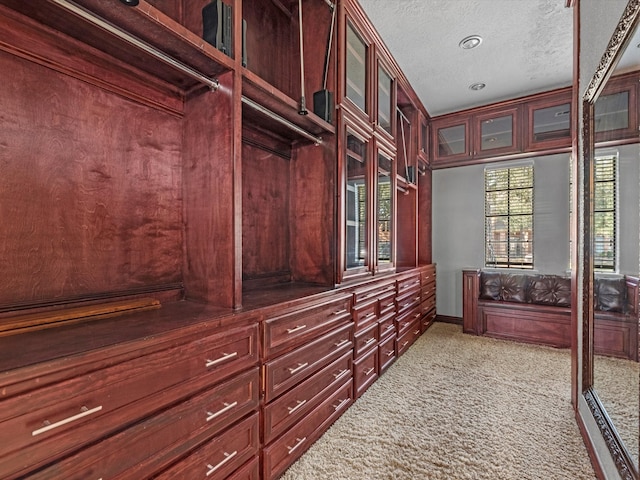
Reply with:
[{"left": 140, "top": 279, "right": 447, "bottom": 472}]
[
  {"left": 242, "top": 69, "right": 335, "bottom": 143},
  {"left": 0, "top": 0, "right": 234, "bottom": 93}
]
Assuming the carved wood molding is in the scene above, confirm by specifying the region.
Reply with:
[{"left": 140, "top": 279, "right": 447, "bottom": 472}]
[
  {"left": 584, "top": 0, "right": 640, "bottom": 103},
  {"left": 583, "top": 388, "right": 636, "bottom": 480}
]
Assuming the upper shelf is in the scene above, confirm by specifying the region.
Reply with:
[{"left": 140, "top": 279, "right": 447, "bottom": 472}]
[
  {"left": 0, "top": 0, "right": 235, "bottom": 93},
  {"left": 242, "top": 69, "right": 335, "bottom": 144}
]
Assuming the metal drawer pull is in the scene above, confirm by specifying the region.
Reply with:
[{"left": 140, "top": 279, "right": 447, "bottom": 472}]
[
  {"left": 414, "top": 313, "right": 421, "bottom": 319},
  {"left": 287, "top": 399, "right": 307, "bottom": 415},
  {"left": 414, "top": 296, "right": 420, "bottom": 301},
  {"left": 364, "top": 338, "right": 376, "bottom": 346},
  {"left": 334, "top": 339, "right": 349, "bottom": 348},
  {"left": 206, "top": 352, "right": 238, "bottom": 368},
  {"left": 206, "top": 401, "right": 238, "bottom": 421},
  {"left": 332, "top": 309, "right": 348, "bottom": 316},
  {"left": 402, "top": 302, "right": 411, "bottom": 308},
  {"left": 287, "top": 437, "right": 307, "bottom": 455},
  {"left": 364, "top": 367, "right": 375, "bottom": 376},
  {"left": 384, "top": 325, "right": 395, "bottom": 334},
  {"left": 206, "top": 450, "right": 237, "bottom": 476},
  {"left": 32, "top": 405, "right": 103, "bottom": 437},
  {"left": 414, "top": 330, "right": 420, "bottom": 335},
  {"left": 333, "top": 369, "right": 349, "bottom": 381},
  {"left": 385, "top": 302, "right": 395, "bottom": 308},
  {"left": 386, "top": 350, "right": 394, "bottom": 357},
  {"left": 286, "top": 324, "right": 307, "bottom": 334},
  {"left": 288, "top": 362, "right": 309, "bottom": 374},
  {"left": 365, "top": 312, "right": 376, "bottom": 319},
  {"left": 401, "top": 341, "right": 409, "bottom": 348},
  {"left": 332, "top": 398, "right": 349, "bottom": 411}
]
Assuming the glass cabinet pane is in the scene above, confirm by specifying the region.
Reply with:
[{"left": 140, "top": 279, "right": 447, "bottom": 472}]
[
  {"left": 378, "top": 66, "right": 392, "bottom": 134},
  {"left": 346, "top": 133, "right": 368, "bottom": 269},
  {"left": 595, "top": 90, "right": 629, "bottom": 133},
  {"left": 480, "top": 115, "right": 513, "bottom": 151},
  {"left": 532, "top": 102, "right": 571, "bottom": 142},
  {"left": 377, "top": 153, "right": 393, "bottom": 265},
  {"left": 346, "top": 24, "right": 367, "bottom": 112},
  {"left": 437, "top": 124, "right": 466, "bottom": 156}
]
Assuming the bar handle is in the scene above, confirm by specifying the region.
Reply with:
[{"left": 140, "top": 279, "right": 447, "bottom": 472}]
[{"left": 32, "top": 405, "right": 103, "bottom": 437}]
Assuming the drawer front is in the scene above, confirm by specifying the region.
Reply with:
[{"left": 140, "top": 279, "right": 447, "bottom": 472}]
[
  {"left": 396, "top": 307, "right": 421, "bottom": 336},
  {"left": 353, "top": 347, "right": 378, "bottom": 399},
  {"left": 0, "top": 324, "right": 259, "bottom": 479},
  {"left": 155, "top": 412, "right": 260, "bottom": 480},
  {"left": 352, "top": 299, "right": 378, "bottom": 331},
  {"left": 378, "top": 312, "right": 396, "bottom": 340},
  {"left": 264, "top": 323, "right": 353, "bottom": 402},
  {"left": 396, "top": 288, "right": 421, "bottom": 316},
  {"left": 421, "top": 265, "right": 436, "bottom": 283},
  {"left": 422, "top": 306, "right": 437, "bottom": 331},
  {"left": 397, "top": 320, "right": 421, "bottom": 357},
  {"left": 228, "top": 456, "right": 260, "bottom": 480},
  {"left": 378, "top": 290, "right": 397, "bottom": 317},
  {"left": 263, "top": 294, "right": 352, "bottom": 359},
  {"left": 26, "top": 368, "right": 260, "bottom": 480},
  {"left": 378, "top": 334, "right": 396, "bottom": 373},
  {"left": 353, "top": 322, "right": 378, "bottom": 357},
  {"left": 353, "top": 282, "right": 395, "bottom": 305},
  {"left": 262, "top": 380, "right": 352, "bottom": 480},
  {"left": 263, "top": 351, "right": 352, "bottom": 444},
  {"left": 397, "top": 275, "right": 421, "bottom": 296}
]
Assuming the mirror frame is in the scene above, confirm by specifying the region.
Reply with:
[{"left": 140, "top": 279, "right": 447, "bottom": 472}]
[{"left": 582, "top": 1, "right": 640, "bottom": 479}]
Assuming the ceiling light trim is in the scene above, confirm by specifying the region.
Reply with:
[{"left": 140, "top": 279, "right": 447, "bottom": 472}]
[{"left": 459, "top": 35, "right": 483, "bottom": 50}]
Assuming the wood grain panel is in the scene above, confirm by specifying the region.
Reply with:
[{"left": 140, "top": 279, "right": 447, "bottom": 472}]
[
  {"left": 0, "top": 50, "right": 183, "bottom": 308},
  {"left": 242, "top": 133, "right": 291, "bottom": 283},
  {"left": 182, "top": 70, "right": 236, "bottom": 307}
]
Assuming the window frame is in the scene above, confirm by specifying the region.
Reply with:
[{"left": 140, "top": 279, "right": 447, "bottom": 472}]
[
  {"left": 484, "top": 164, "right": 535, "bottom": 269},
  {"left": 593, "top": 150, "right": 618, "bottom": 272}
]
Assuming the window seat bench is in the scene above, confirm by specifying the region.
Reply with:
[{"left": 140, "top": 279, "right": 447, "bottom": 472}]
[{"left": 462, "top": 269, "right": 638, "bottom": 361}]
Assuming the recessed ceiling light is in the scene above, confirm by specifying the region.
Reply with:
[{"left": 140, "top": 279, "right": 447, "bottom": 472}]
[
  {"left": 469, "top": 82, "right": 486, "bottom": 91},
  {"left": 459, "top": 35, "right": 483, "bottom": 50}
]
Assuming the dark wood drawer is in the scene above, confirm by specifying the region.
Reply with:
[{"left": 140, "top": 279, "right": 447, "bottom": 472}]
[
  {"left": 263, "top": 323, "right": 353, "bottom": 402},
  {"left": 396, "top": 307, "right": 422, "bottom": 336},
  {"left": 262, "top": 380, "right": 352, "bottom": 480},
  {"left": 0, "top": 323, "right": 259, "bottom": 480},
  {"left": 421, "top": 265, "right": 436, "bottom": 284},
  {"left": 378, "top": 312, "right": 396, "bottom": 340},
  {"left": 263, "top": 351, "right": 352, "bottom": 444},
  {"left": 353, "top": 347, "right": 378, "bottom": 399},
  {"left": 353, "top": 322, "right": 378, "bottom": 357},
  {"left": 228, "top": 456, "right": 260, "bottom": 480},
  {"left": 352, "top": 299, "right": 378, "bottom": 332},
  {"left": 396, "top": 288, "right": 421, "bottom": 316},
  {"left": 422, "top": 307, "right": 437, "bottom": 332},
  {"left": 353, "top": 281, "right": 395, "bottom": 305},
  {"left": 397, "top": 274, "right": 421, "bottom": 295},
  {"left": 378, "top": 290, "right": 396, "bottom": 317},
  {"left": 378, "top": 334, "right": 396, "bottom": 373},
  {"left": 155, "top": 412, "right": 260, "bottom": 480},
  {"left": 26, "top": 368, "right": 260, "bottom": 480},
  {"left": 397, "top": 320, "right": 421, "bottom": 357},
  {"left": 263, "top": 294, "right": 352, "bottom": 359}
]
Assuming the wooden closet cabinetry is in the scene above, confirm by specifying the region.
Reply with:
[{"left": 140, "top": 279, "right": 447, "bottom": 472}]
[
  {"left": 261, "top": 294, "right": 354, "bottom": 480},
  {"left": 1, "top": 320, "right": 260, "bottom": 480}
]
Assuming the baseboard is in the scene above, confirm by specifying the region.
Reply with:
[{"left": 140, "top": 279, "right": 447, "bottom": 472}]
[{"left": 436, "top": 314, "right": 462, "bottom": 325}]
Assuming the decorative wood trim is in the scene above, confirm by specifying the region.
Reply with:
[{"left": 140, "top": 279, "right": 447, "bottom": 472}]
[
  {"left": 435, "top": 315, "right": 462, "bottom": 325},
  {"left": 583, "top": 388, "right": 637, "bottom": 480},
  {"left": 583, "top": 0, "right": 640, "bottom": 104}
]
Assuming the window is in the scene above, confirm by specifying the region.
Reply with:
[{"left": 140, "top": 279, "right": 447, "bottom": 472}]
[
  {"left": 377, "top": 152, "right": 393, "bottom": 266},
  {"left": 485, "top": 165, "right": 534, "bottom": 268},
  {"left": 345, "top": 132, "right": 368, "bottom": 269},
  {"left": 593, "top": 152, "right": 617, "bottom": 271}
]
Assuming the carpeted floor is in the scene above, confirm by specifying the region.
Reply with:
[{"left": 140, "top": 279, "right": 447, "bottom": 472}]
[{"left": 279, "top": 322, "right": 597, "bottom": 480}]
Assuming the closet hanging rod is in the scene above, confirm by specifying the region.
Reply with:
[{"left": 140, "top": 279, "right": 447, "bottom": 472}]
[
  {"left": 396, "top": 107, "right": 411, "bottom": 124},
  {"left": 51, "top": 0, "right": 220, "bottom": 91},
  {"left": 241, "top": 96, "right": 323, "bottom": 145}
]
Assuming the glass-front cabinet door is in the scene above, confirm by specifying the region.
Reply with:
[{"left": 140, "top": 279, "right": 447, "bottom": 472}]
[
  {"left": 474, "top": 107, "right": 519, "bottom": 157},
  {"left": 524, "top": 90, "right": 572, "bottom": 151},
  {"left": 376, "top": 151, "right": 393, "bottom": 269},
  {"left": 346, "top": 22, "right": 368, "bottom": 114},
  {"left": 594, "top": 73, "right": 638, "bottom": 144},
  {"left": 431, "top": 116, "right": 470, "bottom": 165},
  {"left": 345, "top": 131, "right": 369, "bottom": 271},
  {"left": 377, "top": 65, "right": 393, "bottom": 136}
]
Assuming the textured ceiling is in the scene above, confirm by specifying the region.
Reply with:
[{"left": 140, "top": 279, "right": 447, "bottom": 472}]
[{"left": 358, "top": 0, "right": 574, "bottom": 117}]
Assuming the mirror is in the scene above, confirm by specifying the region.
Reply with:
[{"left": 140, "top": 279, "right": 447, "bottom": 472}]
[{"left": 583, "top": 2, "right": 640, "bottom": 478}]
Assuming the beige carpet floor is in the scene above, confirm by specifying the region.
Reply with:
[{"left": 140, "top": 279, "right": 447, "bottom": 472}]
[{"left": 279, "top": 322, "right": 596, "bottom": 480}]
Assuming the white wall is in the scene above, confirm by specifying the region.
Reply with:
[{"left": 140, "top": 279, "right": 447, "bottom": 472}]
[{"left": 433, "top": 153, "right": 571, "bottom": 318}]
